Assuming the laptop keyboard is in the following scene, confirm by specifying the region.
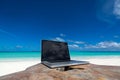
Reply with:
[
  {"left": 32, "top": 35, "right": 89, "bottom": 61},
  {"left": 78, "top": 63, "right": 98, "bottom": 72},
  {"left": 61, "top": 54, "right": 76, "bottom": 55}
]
[{"left": 42, "top": 60, "right": 89, "bottom": 68}]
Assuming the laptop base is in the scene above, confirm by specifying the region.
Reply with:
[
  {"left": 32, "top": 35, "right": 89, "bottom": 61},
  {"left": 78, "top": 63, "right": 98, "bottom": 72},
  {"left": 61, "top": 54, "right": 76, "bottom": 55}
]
[{"left": 42, "top": 60, "right": 89, "bottom": 68}]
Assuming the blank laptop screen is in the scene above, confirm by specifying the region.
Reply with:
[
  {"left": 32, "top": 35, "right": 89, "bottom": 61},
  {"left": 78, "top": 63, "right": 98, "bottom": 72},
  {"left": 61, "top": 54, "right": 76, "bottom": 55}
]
[{"left": 41, "top": 40, "right": 70, "bottom": 62}]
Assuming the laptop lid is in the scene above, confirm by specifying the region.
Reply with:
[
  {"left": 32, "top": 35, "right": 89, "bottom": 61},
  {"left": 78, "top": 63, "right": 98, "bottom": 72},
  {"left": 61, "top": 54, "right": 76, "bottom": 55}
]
[{"left": 41, "top": 40, "right": 70, "bottom": 62}]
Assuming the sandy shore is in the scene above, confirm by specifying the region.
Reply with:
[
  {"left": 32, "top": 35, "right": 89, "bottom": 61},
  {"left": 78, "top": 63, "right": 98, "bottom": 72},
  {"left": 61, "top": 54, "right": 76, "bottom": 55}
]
[
  {"left": 0, "top": 61, "right": 40, "bottom": 77},
  {"left": 0, "top": 58, "right": 120, "bottom": 76},
  {"left": 72, "top": 57, "right": 120, "bottom": 66}
]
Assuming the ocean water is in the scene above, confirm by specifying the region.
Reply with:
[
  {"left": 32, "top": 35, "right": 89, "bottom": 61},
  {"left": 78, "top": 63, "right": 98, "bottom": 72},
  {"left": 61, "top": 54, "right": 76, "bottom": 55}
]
[{"left": 0, "top": 51, "right": 120, "bottom": 61}]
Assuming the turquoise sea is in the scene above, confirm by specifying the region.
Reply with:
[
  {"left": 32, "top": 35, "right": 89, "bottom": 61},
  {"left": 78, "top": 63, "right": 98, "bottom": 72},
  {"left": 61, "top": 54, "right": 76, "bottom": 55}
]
[{"left": 0, "top": 51, "right": 120, "bottom": 61}]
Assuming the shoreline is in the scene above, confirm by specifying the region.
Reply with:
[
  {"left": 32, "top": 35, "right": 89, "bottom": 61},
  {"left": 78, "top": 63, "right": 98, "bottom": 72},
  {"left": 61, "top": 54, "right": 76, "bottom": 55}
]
[{"left": 0, "top": 57, "right": 120, "bottom": 76}]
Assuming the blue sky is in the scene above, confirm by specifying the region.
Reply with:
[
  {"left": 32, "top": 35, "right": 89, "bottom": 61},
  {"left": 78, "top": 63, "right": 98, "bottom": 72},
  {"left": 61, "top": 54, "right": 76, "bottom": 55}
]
[{"left": 0, "top": 0, "right": 120, "bottom": 51}]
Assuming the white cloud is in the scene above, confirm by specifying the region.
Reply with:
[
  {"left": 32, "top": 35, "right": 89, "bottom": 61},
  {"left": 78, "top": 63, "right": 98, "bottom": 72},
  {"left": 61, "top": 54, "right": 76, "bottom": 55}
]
[
  {"left": 60, "top": 33, "right": 66, "bottom": 37},
  {"left": 68, "top": 40, "right": 85, "bottom": 44},
  {"left": 69, "top": 44, "right": 81, "bottom": 49},
  {"left": 85, "top": 41, "right": 120, "bottom": 49},
  {"left": 96, "top": 0, "right": 120, "bottom": 24},
  {"left": 74, "top": 41, "right": 85, "bottom": 44},
  {"left": 52, "top": 37, "right": 65, "bottom": 42},
  {"left": 113, "top": 0, "right": 120, "bottom": 18},
  {"left": 85, "top": 45, "right": 99, "bottom": 49}
]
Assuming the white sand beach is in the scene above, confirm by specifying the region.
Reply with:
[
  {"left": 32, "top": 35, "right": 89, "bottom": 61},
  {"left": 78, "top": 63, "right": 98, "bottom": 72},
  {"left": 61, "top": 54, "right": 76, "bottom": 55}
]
[
  {"left": 0, "top": 60, "right": 40, "bottom": 77},
  {"left": 0, "top": 58, "right": 120, "bottom": 77}
]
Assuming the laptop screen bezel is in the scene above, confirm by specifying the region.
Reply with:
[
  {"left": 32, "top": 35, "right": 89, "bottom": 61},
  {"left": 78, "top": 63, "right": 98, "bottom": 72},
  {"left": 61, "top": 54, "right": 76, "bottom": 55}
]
[{"left": 41, "top": 40, "right": 71, "bottom": 62}]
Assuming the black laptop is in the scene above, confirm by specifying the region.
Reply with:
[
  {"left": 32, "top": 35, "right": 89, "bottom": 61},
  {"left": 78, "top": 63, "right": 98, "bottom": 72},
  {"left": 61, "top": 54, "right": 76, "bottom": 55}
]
[{"left": 41, "top": 40, "right": 89, "bottom": 68}]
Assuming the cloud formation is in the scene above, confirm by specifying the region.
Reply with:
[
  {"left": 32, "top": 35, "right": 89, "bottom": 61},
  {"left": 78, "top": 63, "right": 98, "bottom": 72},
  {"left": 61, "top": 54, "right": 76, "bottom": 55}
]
[
  {"left": 51, "top": 35, "right": 120, "bottom": 51},
  {"left": 68, "top": 44, "right": 81, "bottom": 50},
  {"left": 114, "top": 0, "right": 120, "bottom": 18},
  {"left": 96, "top": 0, "right": 120, "bottom": 24},
  {"left": 68, "top": 40, "right": 85, "bottom": 44},
  {"left": 74, "top": 41, "right": 85, "bottom": 44},
  {"left": 85, "top": 41, "right": 120, "bottom": 49},
  {"left": 52, "top": 37, "right": 65, "bottom": 42}
]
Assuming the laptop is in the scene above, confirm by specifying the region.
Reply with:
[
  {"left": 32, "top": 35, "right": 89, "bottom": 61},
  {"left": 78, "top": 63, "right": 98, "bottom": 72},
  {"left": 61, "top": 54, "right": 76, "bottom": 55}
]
[{"left": 41, "top": 40, "right": 89, "bottom": 68}]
